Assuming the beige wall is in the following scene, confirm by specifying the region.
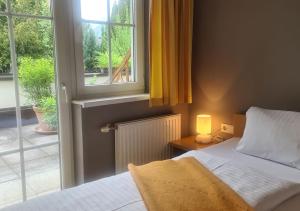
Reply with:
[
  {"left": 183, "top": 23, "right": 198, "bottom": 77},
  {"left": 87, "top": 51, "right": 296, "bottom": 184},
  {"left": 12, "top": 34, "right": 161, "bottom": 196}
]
[{"left": 190, "top": 0, "right": 300, "bottom": 133}]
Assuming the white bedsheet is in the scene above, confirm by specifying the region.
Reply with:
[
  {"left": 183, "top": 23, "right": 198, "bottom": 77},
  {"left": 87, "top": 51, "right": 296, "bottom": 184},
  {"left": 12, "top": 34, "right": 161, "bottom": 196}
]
[{"left": 3, "top": 138, "right": 300, "bottom": 211}]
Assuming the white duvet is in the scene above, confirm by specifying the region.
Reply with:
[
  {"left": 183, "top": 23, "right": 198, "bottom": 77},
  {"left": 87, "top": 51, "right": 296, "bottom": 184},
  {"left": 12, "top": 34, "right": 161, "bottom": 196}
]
[{"left": 3, "top": 139, "right": 300, "bottom": 211}]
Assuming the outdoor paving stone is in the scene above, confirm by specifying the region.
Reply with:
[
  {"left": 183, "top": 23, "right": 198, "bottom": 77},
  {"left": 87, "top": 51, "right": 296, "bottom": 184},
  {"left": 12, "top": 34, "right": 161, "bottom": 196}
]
[
  {"left": 23, "top": 149, "right": 49, "bottom": 162},
  {"left": 0, "top": 179, "right": 22, "bottom": 209},
  {"left": 2, "top": 149, "right": 47, "bottom": 165},
  {"left": 0, "top": 165, "right": 19, "bottom": 183},
  {"left": 27, "top": 134, "right": 58, "bottom": 146},
  {"left": 26, "top": 169, "right": 60, "bottom": 197},
  {"left": 22, "top": 125, "right": 45, "bottom": 140},
  {"left": 0, "top": 139, "right": 32, "bottom": 152},
  {"left": 41, "top": 145, "right": 59, "bottom": 156},
  {"left": 0, "top": 128, "right": 18, "bottom": 147},
  {"left": 0, "top": 158, "right": 6, "bottom": 167},
  {"left": 0, "top": 124, "right": 61, "bottom": 207},
  {"left": 1, "top": 153, "right": 20, "bottom": 165},
  {"left": 25, "top": 156, "right": 59, "bottom": 176}
]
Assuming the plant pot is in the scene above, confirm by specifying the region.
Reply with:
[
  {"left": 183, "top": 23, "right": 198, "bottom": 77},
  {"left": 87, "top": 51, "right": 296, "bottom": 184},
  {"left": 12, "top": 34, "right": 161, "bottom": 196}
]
[{"left": 32, "top": 106, "right": 57, "bottom": 135}]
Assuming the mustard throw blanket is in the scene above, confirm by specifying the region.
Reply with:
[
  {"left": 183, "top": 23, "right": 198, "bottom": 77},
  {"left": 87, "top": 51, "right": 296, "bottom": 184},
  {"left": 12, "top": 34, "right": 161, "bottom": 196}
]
[{"left": 128, "top": 157, "right": 253, "bottom": 211}]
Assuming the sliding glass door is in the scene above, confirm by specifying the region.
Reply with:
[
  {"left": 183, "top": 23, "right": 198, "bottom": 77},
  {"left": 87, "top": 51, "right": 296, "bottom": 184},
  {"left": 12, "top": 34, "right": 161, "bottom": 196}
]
[{"left": 0, "top": 0, "right": 62, "bottom": 207}]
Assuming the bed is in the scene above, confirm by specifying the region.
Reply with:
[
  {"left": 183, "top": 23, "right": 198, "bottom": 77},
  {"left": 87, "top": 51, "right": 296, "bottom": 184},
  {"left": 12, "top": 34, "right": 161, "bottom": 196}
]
[
  {"left": 3, "top": 109, "right": 300, "bottom": 211},
  {"left": 2, "top": 138, "right": 300, "bottom": 211}
]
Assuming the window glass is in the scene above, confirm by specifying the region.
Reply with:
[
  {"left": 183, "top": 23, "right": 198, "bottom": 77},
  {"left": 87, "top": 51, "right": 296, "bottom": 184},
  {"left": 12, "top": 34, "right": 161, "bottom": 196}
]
[
  {"left": 80, "top": 0, "right": 135, "bottom": 86},
  {"left": 11, "top": 0, "right": 52, "bottom": 17},
  {"left": 0, "top": 153, "right": 22, "bottom": 208},
  {"left": 111, "top": 25, "right": 133, "bottom": 84},
  {"left": 110, "top": 0, "right": 132, "bottom": 24},
  {"left": 83, "top": 23, "right": 110, "bottom": 85},
  {"left": 80, "top": 0, "right": 107, "bottom": 22}
]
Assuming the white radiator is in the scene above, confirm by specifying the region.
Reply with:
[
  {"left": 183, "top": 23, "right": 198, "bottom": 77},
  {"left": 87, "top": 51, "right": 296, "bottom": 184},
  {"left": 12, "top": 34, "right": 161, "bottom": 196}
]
[{"left": 115, "top": 114, "right": 181, "bottom": 174}]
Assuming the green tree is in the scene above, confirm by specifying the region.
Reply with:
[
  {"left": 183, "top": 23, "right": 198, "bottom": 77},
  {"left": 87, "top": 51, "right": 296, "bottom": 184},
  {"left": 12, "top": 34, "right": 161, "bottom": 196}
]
[
  {"left": 98, "top": 0, "right": 132, "bottom": 69},
  {"left": 0, "top": 0, "right": 52, "bottom": 74},
  {"left": 83, "top": 24, "right": 99, "bottom": 71},
  {"left": 0, "top": 16, "right": 10, "bottom": 73}
]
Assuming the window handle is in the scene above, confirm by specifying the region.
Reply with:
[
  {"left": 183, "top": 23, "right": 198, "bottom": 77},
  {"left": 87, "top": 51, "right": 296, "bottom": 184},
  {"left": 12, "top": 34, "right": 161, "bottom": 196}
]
[{"left": 61, "top": 83, "right": 69, "bottom": 104}]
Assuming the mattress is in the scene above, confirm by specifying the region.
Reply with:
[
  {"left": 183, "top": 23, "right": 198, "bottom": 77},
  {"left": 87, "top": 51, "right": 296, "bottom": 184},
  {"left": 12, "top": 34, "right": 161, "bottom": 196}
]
[{"left": 3, "top": 138, "right": 300, "bottom": 211}]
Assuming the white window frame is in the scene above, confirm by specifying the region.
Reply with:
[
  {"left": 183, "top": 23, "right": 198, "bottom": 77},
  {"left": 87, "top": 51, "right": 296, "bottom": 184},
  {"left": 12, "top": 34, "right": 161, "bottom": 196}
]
[{"left": 73, "top": 0, "right": 145, "bottom": 98}]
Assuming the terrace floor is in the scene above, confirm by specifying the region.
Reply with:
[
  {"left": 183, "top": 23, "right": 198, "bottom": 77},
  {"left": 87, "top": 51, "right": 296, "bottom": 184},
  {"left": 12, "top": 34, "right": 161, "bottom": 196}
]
[{"left": 0, "top": 124, "right": 60, "bottom": 208}]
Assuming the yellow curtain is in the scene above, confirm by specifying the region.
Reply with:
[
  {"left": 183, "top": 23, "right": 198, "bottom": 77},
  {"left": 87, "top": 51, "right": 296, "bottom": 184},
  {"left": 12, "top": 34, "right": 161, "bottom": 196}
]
[{"left": 149, "top": 0, "right": 193, "bottom": 106}]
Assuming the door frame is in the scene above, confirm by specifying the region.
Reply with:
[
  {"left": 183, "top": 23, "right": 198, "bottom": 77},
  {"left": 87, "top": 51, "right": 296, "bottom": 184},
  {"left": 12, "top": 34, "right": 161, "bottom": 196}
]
[{"left": 53, "top": 0, "right": 77, "bottom": 188}]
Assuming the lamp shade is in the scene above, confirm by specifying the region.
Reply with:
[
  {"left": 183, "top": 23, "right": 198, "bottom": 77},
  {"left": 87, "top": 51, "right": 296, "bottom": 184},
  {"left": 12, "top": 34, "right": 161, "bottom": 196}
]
[{"left": 196, "top": 114, "right": 211, "bottom": 135}]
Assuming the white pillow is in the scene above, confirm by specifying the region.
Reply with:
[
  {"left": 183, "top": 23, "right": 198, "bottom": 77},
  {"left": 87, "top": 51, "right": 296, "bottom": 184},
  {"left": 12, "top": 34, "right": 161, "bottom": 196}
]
[{"left": 236, "top": 107, "right": 300, "bottom": 169}]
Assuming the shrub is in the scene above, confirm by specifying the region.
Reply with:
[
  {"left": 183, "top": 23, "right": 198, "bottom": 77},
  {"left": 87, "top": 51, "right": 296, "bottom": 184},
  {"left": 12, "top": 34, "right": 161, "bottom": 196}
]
[
  {"left": 98, "top": 53, "right": 125, "bottom": 69},
  {"left": 19, "top": 57, "right": 54, "bottom": 107},
  {"left": 40, "top": 96, "right": 57, "bottom": 129}
]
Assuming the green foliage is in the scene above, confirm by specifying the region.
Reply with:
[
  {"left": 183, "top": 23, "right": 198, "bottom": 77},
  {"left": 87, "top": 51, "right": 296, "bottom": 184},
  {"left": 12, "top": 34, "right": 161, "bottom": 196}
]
[
  {"left": 110, "top": 0, "right": 131, "bottom": 24},
  {"left": 0, "top": 0, "right": 52, "bottom": 74},
  {"left": 0, "top": 16, "right": 10, "bottom": 73},
  {"left": 11, "top": 0, "right": 50, "bottom": 16},
  {"left": 83, "top": 24, "right": 99, "bottom": 70},
  {"left": 18, "top": 57, "right": 54, "bottom": 107},
  {"left": 15, "top": 18, "right": 53, "bottom": 58},
  {"left": 98, "top": 52, "right": 124, "bottom": 69},
  {"left": 84, "top": 0, "right": 132, "bottom": 71},
  {"left": 0, "top": 0, "right": 6, "bottom": 11},
  {"left": 40, "top": 96, "right": 57, "bottom": 129},
  {"left": 111, "top": 25, "right": 131, "bottom": 62}
]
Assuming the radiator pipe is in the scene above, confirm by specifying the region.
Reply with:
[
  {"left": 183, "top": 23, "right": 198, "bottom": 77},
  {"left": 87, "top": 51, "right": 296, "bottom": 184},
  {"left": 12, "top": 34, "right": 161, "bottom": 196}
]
[{"left": 100, "top": 124, "right": 116, "bottom": 133}]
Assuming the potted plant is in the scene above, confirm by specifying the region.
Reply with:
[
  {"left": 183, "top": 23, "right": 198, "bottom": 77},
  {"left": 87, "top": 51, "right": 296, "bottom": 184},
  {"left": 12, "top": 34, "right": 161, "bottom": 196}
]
[
  {"left": 40, "top": 96, "right": 58, "bottom": 131},
  {"left": 19, "top": 57, "right": 57, "bottom": 134}
]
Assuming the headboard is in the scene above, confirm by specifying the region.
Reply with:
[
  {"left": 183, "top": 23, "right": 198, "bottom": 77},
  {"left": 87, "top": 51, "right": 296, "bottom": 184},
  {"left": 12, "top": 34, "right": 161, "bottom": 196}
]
[{"left": 233, "top": 114, "right": 246, "bottom": 137}]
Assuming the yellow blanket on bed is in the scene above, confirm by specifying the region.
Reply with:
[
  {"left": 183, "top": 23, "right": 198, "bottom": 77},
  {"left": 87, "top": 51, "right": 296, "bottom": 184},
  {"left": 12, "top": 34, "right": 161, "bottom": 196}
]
[{"left": 128, "top": 157, "right": 253, "bottom": 211}]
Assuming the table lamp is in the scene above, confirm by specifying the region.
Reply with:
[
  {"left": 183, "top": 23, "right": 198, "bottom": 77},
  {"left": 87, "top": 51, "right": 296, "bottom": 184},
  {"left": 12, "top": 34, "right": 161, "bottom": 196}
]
[{"left": 195, "top": 114, "right": 212, "bottom": 144}]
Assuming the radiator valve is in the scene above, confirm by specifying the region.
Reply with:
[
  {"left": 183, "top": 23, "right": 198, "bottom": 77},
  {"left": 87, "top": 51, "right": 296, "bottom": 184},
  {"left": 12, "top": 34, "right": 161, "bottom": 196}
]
[{"left": 100, "top": 124, "right": 116, "bottom": 133}]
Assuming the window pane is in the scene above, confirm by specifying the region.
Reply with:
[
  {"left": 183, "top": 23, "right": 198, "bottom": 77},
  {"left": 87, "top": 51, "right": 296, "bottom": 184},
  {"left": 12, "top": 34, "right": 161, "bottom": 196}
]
[
  {"left": 111, "top": 25, "right": 134, "bottom": 84},
  {"left": 81, "top": 0, "right": 107, "bottom": 22},
  {"left": 83, "top": 23, "right": 109, "bottom": 86},
  {"left": 0, "top": 16, "right": 19, "bottom": 153},
  {"left": 24, "top": 145, "right": 60, "bottom": 199},
  {"left": 0, "top": 153, "right": 22, "bottom": 208},
  {"left": 0, "top": 16, "right": 10, "bottom": 75},
  {"left": 11, "top": 0, "right": 52, "bottom": 17},
  {"left": 0, "top": 16, "right": 15, "bottom": 110},
  {"left": 0, "top": 0, "right": 6, "bottom": 11},
  {"left": 110, "top": 0, "right": 132, "bottom": 24},
  {"left": 13, "top": 17, "right": 54, "bottom": 108}
]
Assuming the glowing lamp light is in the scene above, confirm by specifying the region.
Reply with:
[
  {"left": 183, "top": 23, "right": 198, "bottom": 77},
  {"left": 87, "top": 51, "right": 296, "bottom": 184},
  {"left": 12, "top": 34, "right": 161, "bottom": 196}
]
[{"left": 195, "top": 114, "right": 212, "bottom": 144}]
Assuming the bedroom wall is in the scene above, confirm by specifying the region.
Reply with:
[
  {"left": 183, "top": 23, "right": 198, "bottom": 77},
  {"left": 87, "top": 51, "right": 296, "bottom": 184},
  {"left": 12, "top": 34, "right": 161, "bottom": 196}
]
[{"left": 190, "top": 0, "right": 300, "bottom": 133}]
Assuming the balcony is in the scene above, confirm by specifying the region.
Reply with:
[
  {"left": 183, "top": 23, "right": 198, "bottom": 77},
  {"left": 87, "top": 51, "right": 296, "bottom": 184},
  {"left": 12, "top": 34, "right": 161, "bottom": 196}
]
[{"left": 0, "top": 77, "right": 60, "bottom": 208}]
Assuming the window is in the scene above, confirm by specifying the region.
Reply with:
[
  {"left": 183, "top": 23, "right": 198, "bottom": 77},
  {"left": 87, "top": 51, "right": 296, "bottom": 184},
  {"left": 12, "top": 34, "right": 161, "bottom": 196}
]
[{"left": 74, "top": 0, "right": 144, "bottom": 97}]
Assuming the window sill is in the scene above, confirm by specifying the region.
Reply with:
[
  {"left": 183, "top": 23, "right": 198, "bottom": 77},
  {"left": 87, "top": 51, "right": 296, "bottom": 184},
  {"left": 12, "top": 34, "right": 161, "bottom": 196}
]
[{"left": 72, "top": 94, "right": 150, "bottom": 108}]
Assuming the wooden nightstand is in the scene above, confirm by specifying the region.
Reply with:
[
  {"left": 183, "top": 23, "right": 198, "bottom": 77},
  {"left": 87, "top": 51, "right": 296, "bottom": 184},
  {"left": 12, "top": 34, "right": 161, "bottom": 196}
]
[{"left": 170, "top": 136, "right": 218, "bottom": 157}]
